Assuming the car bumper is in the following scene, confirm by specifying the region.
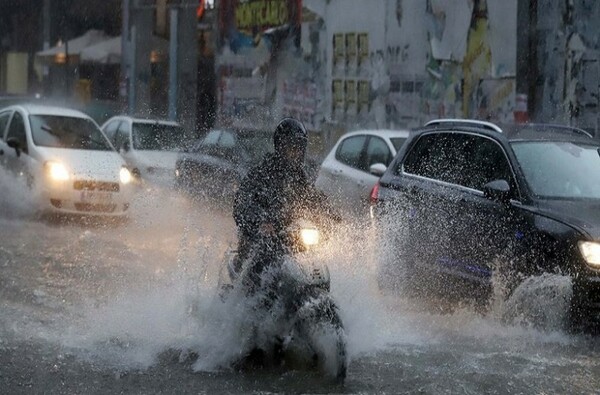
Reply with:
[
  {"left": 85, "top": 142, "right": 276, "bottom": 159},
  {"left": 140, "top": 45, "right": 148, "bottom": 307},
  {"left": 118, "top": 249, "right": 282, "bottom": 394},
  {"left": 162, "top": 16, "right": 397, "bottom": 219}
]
[{"left": 39, "top": 180, "right": 132, "bottom": 216}]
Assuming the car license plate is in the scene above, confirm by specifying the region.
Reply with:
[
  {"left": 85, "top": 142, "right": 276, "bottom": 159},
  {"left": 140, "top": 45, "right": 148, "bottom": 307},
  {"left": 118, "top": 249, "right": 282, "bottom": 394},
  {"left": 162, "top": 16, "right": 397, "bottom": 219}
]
[{"left": 80, "top": 191, "right": 113, "bottom": 203}]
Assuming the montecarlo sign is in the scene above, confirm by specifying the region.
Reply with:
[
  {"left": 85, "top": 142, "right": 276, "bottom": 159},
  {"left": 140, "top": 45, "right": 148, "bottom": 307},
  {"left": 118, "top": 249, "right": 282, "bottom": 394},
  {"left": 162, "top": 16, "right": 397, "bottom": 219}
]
[{"left": 220, "top": 0, "right": 301, "bottom": 37}]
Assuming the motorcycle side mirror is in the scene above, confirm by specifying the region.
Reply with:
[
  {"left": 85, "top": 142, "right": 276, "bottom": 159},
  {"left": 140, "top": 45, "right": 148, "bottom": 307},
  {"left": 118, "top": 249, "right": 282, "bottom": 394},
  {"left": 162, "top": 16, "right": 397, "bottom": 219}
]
[
  {"left": 369, "top": 163, "right": 387, "bottom": 177},
  {"left": 6, "top": 137, "right": 21, "bottom": 157},
  {"left": 483, "top": 179, "right": 512, "bottom": 203}
]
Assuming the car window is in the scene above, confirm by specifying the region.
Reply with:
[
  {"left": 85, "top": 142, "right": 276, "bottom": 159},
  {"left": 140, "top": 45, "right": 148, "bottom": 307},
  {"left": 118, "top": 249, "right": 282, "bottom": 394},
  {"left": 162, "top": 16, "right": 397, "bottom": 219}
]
[
  {"left": 512, "top": 141, "right": 600, "bottom": 199},
  {"left": 0, "top": 111, "right": 11, "bottom": 140},
  {"left": 6, "top": 112, "right": 28, "bottom": 154},
  {"left": 365, "top": 136, "right": 391, "bottom": 167},
  {"left": 402, "top": 133, "right": 461, "bottom": 183},
  {"left": 132, "top": 122, "right": 186, "bottom": 151},
  {"left": 192, "top": 130, "right": 221, "bottom": 155},
  {"left": 390, "top": 137, "right": 407, "bottom": 152},
  {"left": 103, "top": 120, "right": 121, "bottom": 140},
  {"left": 238, "top": 134, "right": 273, "bottom": 162},
  {"left": 112, "top": 126, "right": 130, "bottom": 151},
  {"left": 29, "top": 115, "right": 112, "bottom": 151},
  {"left": 403, "top": 133, "right": 516, "bottom": 193},
  {"left": 218, "top": 131, "right": 236, "bottom": 148},
  {"left": 336, "top": 135, "right": 367, "bottom": 171},
  {"left": 464, "top": 136, "right": 516, "bottom": 192}
]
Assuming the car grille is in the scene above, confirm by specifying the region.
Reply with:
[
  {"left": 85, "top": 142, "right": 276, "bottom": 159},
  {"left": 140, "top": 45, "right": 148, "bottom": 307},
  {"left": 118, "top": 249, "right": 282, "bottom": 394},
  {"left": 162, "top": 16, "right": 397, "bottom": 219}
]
[
  {"left": 74, "top": 203, "right": 117, "bottom": 213},
  {"left": 73, "top": 180, "right": 120, "bottom": 192}
]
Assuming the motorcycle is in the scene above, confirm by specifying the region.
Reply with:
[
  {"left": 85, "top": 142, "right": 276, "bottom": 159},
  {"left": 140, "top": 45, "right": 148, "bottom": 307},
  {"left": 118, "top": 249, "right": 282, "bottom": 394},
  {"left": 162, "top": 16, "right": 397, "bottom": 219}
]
[{"left": 218, "top": 218, "right": 348, "bottom": 381}]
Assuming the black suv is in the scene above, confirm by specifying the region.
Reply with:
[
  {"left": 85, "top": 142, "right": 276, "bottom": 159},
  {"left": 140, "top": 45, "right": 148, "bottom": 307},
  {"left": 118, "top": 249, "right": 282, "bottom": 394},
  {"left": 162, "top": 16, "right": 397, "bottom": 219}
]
[{"left": 372, "top": 119, "right": 600, "bottom": 325}]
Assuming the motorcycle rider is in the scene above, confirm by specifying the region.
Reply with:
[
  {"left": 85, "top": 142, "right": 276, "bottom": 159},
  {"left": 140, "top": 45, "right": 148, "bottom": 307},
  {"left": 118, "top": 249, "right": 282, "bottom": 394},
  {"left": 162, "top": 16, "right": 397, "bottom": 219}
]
[{"left": 232, "top": 118, "right": 339, "bottom": 281}]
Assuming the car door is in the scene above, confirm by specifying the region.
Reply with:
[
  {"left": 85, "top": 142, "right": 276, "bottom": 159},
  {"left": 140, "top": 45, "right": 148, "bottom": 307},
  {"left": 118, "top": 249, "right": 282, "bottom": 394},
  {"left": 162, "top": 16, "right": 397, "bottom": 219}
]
[
  {"left": 213, "top": 131, "right": 241, "bottom": 198},
  {"left": 185, "top": 130, "right": 221, "bottom": 191},
  {"left": 360, "top": 135, "right": 393, "bottom": 204},
  {"left": 0, "top": 110, "right": 13, "bottom": 167},
  {"left": 3, "top": 110, "right": 36, "bottom": 186},
  {"left": 318, "top": 134, "right": 368, "bottom": 214},
  {"left": 449, "top": 134, "right": 529, "bottom": 288},
  {"left": 102, "top": 119, "right": 121, "bottom": 150},
  {"left": 398, "top": 132, "right": 471, "bottom": 278}
]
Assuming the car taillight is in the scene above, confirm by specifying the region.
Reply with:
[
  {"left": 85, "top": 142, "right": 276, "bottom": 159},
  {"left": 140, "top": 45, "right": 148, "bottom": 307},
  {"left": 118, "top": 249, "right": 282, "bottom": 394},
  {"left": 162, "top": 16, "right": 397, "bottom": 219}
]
[{"left": 370, "top": 182, "right": 380, "bottom": 204}]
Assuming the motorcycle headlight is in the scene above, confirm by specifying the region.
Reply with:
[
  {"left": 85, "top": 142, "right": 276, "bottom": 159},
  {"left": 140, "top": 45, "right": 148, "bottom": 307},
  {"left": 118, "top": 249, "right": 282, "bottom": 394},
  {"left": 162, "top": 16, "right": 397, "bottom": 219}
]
[
  {"left": 44, "top": 161, "right": 69, "bottom": 181},
  {"left": 120, "top": 167, "right": 132, "bottom": 184},
  {"left": 579, "top": 241, "right": 600, "bottom": 268},
  {"left": 300, "top": 227, "right": 320, "bottom": 247}
]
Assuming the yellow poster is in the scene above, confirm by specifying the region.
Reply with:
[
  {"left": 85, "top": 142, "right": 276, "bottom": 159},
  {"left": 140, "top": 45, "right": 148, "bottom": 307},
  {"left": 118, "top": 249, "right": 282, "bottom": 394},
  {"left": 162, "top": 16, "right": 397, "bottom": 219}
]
[
  {"left": 357, "top": 33, "right": 369, "bottom": 67},
  {"left": 345, "top": 80, "right": 356, "bottom": 110},
  {"left": 332, "top": 79, "right": 344, "bottom": 111},
  {"left": 333, "top": 34, "right": 345, "bottom": 67},
  {"left": 345, "top": 33, "right": 357, "bottom": 67}
]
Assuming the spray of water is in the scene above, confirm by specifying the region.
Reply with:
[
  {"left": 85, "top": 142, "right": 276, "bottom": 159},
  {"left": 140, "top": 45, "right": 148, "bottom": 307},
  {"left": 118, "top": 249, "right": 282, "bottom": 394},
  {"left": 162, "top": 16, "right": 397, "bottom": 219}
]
[
  {"left": 18, "top": 188, "right": 581, "bottom": 378},
  {"left": 0, "top": 167, "right": 38, "bottom": 219}
]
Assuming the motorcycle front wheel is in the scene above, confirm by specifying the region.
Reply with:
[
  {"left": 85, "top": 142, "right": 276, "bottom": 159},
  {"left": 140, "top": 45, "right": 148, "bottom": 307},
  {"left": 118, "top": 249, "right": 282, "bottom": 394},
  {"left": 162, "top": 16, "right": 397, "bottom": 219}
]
[{"left": 297, "top": 292, "right": 347, "bottom": 382}]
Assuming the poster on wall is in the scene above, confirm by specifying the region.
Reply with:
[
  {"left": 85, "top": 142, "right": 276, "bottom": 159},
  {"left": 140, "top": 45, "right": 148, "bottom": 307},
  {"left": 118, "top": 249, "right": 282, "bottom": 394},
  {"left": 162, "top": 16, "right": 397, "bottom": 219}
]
[
  {"left": 357, "top": 80, "right": 370, "bottom": 113},
  {"left": 218, "top": 0, "right": 302, "bottom": 53},
  {"left": 332, "top": 79, "right": 344, "bottom": 115},
  {"left": 345, "top": 33, "right": 357, "bottom": 71},
  {"left": 475, "top": 78, "right": 515, "bottom": 123},
  {"left": 333, "top": 34, "right": 345, "bottom": 70},
  {"left": 345, "top": 80, "right": 357, "bottom": 113},
  {"left": 357, "top": 33, "right": 369, "bottom": 68}
]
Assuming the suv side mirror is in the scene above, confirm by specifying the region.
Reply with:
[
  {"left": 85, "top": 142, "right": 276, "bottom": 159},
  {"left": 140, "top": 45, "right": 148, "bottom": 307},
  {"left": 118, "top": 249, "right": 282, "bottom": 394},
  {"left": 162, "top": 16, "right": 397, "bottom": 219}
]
[
  {"left": 6, "top": 137, "right": 21, "bottom": 157},
  {"left": 369, "top": 163, "right": 387, "bottom": 177},
  {"left": 483, "top": 179, "right": 512, "bottom": 203}
]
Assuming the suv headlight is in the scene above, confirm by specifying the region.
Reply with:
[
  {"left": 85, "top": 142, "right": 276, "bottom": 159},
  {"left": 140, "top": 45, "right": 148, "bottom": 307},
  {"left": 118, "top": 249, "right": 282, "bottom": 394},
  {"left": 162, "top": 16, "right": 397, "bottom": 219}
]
[
  {"left": 44, "top": 161, "right": 69, "bottom": 181},
  {"left": 578, "top": 241, "right": 600, "bottom": 268},
  {"left": 120, "top": 167, "right": 132, "bottom": 184}
]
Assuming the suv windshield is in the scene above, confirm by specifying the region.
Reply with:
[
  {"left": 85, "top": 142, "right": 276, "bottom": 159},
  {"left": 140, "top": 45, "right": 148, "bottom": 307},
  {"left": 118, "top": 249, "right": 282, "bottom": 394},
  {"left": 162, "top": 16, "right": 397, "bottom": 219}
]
[
  {"left": 512, "top": 141, "right": 600, "bottom": 199},
  {"left": 29, "top": 115, "right": 112, "bottom": 151},
  {"left": 132, "top": 123, "right": 186, "bottom": 151}
]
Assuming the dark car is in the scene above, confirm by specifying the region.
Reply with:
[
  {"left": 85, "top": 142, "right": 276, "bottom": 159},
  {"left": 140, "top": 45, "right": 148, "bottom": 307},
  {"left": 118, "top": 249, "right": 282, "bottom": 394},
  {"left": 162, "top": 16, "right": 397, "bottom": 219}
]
[
  {"left": 371, "top": 118, "right": 600, "bottom": 326},
  {"left": 175, "top": 128, "right": 274, "bottom": 201}
]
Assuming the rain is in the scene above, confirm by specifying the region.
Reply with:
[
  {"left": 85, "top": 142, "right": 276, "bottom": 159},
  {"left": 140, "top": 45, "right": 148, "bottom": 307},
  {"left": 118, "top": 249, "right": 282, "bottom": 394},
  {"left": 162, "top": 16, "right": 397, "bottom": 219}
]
[{"left": 1, "top": 0, "right": 600, "bottom": 393}]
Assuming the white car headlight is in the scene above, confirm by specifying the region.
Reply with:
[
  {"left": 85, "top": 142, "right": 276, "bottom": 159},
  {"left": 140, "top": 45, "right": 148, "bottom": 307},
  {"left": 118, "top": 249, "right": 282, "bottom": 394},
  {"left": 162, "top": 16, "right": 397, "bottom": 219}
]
[
  {"left": 300, "top": 227, "right": 320, "bottom": 247},
  {"left": 578, "top": 241, "right": 600, "bottom": 268},
  {"left": 44, "top": 161, "right": 69, "bottom": 181},
  {"left": 120, "top": 167, "right": 132, "bottom": 184}
]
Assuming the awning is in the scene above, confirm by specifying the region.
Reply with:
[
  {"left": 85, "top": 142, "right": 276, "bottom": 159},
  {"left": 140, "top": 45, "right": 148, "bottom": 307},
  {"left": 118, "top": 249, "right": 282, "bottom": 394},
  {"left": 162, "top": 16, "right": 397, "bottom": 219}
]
[
  {"left": 36, "top": 29, "right": 108, "bottom": 64},
  {"left": 80, "top": 35, "right": 169, "bottom": 64}
]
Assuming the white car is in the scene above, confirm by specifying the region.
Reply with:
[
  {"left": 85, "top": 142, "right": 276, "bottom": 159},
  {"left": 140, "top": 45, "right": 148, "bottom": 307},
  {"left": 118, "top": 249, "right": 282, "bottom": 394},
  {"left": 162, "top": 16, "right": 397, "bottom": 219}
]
[
  {"left": 0, "top": 104, "right": 134, "bottom": 216},
  {"left": 315, "top": 129, "right": 410, "bottom": 217},
  {"left": 101, "top": 116, "right": 187, "bottom": 186}
]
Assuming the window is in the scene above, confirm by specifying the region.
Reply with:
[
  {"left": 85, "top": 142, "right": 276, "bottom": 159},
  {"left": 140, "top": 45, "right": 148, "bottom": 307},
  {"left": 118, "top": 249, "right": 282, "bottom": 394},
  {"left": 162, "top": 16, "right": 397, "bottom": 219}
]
[
  {"left": 464, "top": 136, "right": 515, "bottom": 192},
  {"left": 6, "top": 112, "right": 28, "bottom": 154},
  {"left": 365, "top": 136, "right": 391, "bottom": 167},
  {"left": 336, "top": 135, "right": 367, "bottom": 171},
  {"left": 402, "top": 133, "right": 463, "bottom": 184},
  {"left": 196, "top": 130, "right": 220, "bottom": 151},
  {"left": 0, "top": 111, "right": 11, "bottom": 139},
  {"left": 132, "top": 122, "right": 186, "bottom": 151},
  {"left": 403, "top": 133, "right": 515, "bottom": 193},
  {"left": 390, "top": 137, "right": 407, "bottom": 152},
  {"left": 103, "top": 120, "right": 121, "bottom": 141},
  {"left": 112, "top": 124, "right": 130, "bottom": 151},
  {"left": 30, "top": 115, "right": 112, "bottom": 151}
]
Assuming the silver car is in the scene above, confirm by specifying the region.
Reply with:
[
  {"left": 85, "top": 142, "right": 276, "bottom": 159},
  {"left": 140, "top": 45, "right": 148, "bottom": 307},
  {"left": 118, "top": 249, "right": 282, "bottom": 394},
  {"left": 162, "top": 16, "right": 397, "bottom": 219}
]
[{"left": 315, "top": 129, "right": 410, "bottom": 218}]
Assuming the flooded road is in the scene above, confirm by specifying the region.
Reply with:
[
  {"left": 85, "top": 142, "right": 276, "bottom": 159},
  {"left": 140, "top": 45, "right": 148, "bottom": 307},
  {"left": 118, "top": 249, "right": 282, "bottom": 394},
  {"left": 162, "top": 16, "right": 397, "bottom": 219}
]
[{"left": 1, "top": 180, "right": 600, "bottom": 394}]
